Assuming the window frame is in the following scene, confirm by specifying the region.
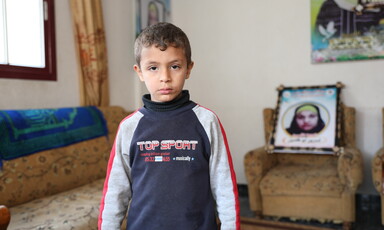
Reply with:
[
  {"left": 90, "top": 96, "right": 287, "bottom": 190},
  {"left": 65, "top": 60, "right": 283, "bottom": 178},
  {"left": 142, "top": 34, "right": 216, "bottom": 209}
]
[{"left": 0, "top": 0, "right": 56, "bottom": 81}]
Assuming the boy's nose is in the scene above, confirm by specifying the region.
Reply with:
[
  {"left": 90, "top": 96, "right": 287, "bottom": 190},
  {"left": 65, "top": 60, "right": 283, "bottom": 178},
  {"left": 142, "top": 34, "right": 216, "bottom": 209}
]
[{"left": 159, "top": 69, "right": 171, "bottom": 82}]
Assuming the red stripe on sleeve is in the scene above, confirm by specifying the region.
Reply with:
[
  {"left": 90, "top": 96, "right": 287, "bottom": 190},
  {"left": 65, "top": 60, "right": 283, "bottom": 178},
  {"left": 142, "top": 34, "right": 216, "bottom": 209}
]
[
  {"left": 217, "top": 119, "right": 241, "bottom": 230},
  {"left": 198, "top": 105, "right": 241, "bottom": 230}
]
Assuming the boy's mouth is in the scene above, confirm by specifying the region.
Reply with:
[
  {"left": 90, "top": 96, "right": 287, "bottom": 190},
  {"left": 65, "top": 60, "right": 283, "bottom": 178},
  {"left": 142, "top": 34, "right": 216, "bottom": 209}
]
[{"left": 158, "top": 88, "right": 173, "bottom": 94}]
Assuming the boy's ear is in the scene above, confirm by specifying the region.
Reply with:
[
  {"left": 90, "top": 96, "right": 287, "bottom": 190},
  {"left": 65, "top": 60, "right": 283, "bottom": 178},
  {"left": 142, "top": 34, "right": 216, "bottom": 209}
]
[
  {"left": 133, "top": 64, "right": 145, "bottom": 81},
  {"left": 185, "top": 61, "right": 194, "bottom": 79}
]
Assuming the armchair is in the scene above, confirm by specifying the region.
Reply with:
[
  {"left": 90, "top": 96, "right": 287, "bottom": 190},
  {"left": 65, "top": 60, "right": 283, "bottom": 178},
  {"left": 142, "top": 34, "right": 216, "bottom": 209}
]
[
  {"left": 244, "top": 105, "right": 363, "bottom": 230},
  {"left": 372, "top": 108, "right": 384, "bottom": 225}
]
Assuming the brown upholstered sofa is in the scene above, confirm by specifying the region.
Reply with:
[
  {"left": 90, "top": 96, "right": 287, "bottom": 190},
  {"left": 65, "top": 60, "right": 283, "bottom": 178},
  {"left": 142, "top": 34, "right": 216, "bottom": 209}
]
[
  {"left": 244, "top": 106, "right": 363, "bottom": 230},
  {"left": 372, "top": 108, "right": 384, "bottom": 225},
  {"left": 0, "top": 106, "right": 130, "bottom": 230}
]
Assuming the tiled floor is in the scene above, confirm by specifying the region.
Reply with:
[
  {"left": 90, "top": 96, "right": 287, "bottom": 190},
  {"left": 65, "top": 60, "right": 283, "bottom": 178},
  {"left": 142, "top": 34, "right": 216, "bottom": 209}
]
[{"left": 239, "top": 193, "right": 383, "bottom": 230}]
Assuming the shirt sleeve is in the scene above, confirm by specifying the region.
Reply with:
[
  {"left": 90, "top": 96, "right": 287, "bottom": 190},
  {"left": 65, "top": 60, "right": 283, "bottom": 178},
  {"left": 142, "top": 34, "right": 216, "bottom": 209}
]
[
  {"left": 98, "top": 111, "right": 142, "bottom": 230},
  {"left": 193, "top": 106, "right": 240, "bottom": 230}
]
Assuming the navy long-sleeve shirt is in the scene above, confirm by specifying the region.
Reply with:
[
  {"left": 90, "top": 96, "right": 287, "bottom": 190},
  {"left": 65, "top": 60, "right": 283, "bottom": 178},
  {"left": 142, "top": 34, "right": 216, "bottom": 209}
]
[{"left": 99, "top": 91, "right": 240, "bottom": 230}]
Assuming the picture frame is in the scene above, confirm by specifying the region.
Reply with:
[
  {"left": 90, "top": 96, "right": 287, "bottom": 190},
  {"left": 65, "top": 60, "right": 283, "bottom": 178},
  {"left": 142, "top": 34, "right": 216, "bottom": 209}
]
[
  {"left": 135, "top": 0, "right": 171, "bottom": 37},
  {"left": 267, "top": 83, "right": 343, "bottom": 155},
  {"left": 311, "top": 0, "right": 384, "bottom": 63}
]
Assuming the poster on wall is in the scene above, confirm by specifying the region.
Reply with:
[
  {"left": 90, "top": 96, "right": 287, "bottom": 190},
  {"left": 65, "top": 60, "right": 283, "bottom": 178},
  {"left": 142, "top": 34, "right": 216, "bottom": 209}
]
[
  {"left": 311, "top": 0, "right": 384, "bottom": 63},
  {"left": 267, "top": 83, "right": 343, "bottom": 155},
  {"left": 136, "top": 0, "right": 171, "bottom": 37}
]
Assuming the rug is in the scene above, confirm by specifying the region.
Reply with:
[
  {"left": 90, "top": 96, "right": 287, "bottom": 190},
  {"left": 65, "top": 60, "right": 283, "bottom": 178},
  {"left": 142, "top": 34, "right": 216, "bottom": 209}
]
[
  {"left": 0, "top": 106, "right": 107, "bottom": 164},
  {"left": 241, "top": 217, "right": 337, "bottom": 230}
]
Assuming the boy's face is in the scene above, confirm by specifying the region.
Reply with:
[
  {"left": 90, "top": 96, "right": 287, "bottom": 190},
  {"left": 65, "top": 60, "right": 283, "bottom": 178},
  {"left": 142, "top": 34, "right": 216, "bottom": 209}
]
[{"left": 134, "top": 45, "right": 194, "bottom": 103}]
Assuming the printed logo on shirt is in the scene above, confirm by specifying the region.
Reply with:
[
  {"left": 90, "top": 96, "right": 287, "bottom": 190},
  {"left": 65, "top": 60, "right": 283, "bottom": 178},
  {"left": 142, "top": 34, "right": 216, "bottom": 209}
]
[
  {"left": 137, "top": 140, "right": 198, "bottom": 163},
  {"left": 141, "top": 152, "right": 171, "bottom": 162},
  {"left": 137, "top": 140, "right": 198, "bottom": 151},
  {"left": 155, "top": 156, "right": 163, "bottom": 162},
  {"left": 173, "top": 156, "right": 194, "bottom": 161}
]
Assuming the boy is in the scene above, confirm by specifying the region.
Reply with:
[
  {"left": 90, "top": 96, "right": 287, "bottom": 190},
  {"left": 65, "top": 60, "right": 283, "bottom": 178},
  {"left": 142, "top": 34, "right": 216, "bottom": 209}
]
[{"left": 98, "top": 22, "right": 240, "bottom": 230}]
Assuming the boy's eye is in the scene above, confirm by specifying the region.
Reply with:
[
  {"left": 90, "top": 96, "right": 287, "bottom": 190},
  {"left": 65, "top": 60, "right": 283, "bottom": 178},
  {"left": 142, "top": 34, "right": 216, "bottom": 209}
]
[
  {"left": 171, "top": 65, "right": 180, "bottom": 70},
  {"left": 148, "top": 66, "right": 158, "bottom": 71}
]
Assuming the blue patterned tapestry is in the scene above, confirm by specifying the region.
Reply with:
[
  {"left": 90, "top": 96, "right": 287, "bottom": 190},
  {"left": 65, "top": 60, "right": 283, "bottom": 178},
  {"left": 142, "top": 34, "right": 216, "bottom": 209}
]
[{"left": 0, "top": 106, "right": 107, "bottom": 164}]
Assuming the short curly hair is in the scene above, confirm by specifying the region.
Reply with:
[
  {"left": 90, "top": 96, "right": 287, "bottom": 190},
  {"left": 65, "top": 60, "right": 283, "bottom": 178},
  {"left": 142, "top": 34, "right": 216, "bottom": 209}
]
[{"left": 134, "top": 22, "right": 192, "bottom": 67}]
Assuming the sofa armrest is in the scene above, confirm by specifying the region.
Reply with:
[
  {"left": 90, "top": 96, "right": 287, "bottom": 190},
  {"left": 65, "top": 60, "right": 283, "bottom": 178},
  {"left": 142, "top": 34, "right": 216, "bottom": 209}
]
[
  {"left": 337, "top": 147, "right": 363, "bottom": 191},
  {"left": 244, "top": 147, "right": 277, "bottom": 211},
  {"left": 0, "top": 205, "right": 10, "bottom": 230},
  {"left": 372, "top": 147, "right": 384, "bottom": 194}
]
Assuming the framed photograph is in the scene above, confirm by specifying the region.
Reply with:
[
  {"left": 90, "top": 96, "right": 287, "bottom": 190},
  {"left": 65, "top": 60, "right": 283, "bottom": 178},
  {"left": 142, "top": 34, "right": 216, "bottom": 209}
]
[
  {"left": 267, "top": 83, "right": 343, "bottom": 155},
  {"left": 136, "top": 0, "right": 171, "bottom": 37},
  {"left": 311, "top": 0, "right": 384, "bottom": 63}
]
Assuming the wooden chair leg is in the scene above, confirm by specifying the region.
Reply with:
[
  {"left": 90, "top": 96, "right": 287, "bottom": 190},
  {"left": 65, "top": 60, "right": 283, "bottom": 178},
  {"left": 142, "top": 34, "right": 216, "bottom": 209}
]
[
  {"left": 342, "top": 221, "right": 351, "bottom": 230},
  {"left": 0, "top": 205, "right": 10, "bottom": 230},
  {"left": 254, "top": 211, "right": 262, "bottom": 220}
]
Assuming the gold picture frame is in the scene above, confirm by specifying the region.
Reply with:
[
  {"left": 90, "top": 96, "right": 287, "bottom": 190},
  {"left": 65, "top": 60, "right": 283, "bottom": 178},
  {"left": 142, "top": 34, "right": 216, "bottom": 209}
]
[{"left": 267, "top": 83, "right": 343, "bottom": 155}]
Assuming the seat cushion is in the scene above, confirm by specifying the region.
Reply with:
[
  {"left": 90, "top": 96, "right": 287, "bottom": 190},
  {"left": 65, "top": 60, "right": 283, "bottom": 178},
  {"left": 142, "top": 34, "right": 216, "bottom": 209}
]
[
  {"left": 8, "top": 179, "right": 104, "bottom": 230},
  {"left": 260, "top": 163, "right": 343, "bottom": 197},
  {"left": 0, "top": 136, "right": 111, "bottom": 208}
]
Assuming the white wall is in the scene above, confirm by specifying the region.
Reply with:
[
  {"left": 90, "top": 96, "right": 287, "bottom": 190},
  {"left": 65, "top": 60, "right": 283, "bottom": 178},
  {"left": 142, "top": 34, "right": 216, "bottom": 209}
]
[
  {"left": 0, "top": 0, "right": 382, "bottom": 194},
  {"left": 102, "top": 0, "right": 142, "bottom": 109},
  {"left": 171, "top": 0, "right": 384, "bottom": 194}
]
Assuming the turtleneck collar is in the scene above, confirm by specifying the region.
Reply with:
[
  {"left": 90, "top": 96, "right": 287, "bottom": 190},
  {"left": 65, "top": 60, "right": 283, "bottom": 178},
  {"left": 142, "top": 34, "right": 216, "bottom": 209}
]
[{"left": 142, "top": 90, "right": 191, "bottom": 112}]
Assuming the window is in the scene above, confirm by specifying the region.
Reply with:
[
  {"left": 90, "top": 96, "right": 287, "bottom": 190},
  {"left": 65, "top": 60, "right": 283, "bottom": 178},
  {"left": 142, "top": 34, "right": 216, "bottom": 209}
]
[{"left": 0, "top": 0, "right": 56, "bottom": 81}]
